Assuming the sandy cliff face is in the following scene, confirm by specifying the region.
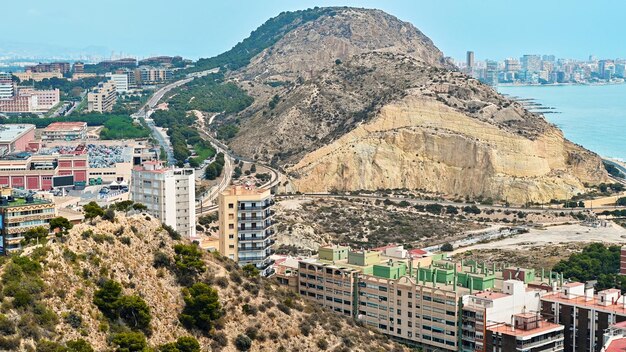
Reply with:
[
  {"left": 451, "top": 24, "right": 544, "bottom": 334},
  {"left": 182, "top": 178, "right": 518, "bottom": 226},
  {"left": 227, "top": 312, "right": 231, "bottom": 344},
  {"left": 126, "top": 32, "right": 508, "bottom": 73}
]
[{"left": 287, "top": 94, "right": 605, "bottom": 203}]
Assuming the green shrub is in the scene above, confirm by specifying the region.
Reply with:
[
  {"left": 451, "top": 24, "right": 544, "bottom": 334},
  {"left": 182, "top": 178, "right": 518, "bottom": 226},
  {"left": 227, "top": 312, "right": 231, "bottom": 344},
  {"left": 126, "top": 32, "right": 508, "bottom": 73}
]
[
  {"left": 234, "top": 334, "right": 252, "bottom": 351},
  {"left": 66, "top": 339, "right": 94, "bottom": 352},
  {"left": 111, "top": 332, "right": 147, "bottom": 352},
  {"left": 179, "top": 282, "right": 222, "bottom": 332}
]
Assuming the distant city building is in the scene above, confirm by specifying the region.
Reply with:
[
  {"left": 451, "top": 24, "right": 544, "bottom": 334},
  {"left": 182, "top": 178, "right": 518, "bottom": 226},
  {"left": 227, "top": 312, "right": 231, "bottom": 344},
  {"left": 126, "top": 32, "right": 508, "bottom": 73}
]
[
  {"left": 12, "top": 71, "right": 63, "bottom": 82},
  {"left": 106, "top": 72, "right": 131, "bottom": 93},
  {"left": 131, "top": 162, "right": 196, "bottom": 238},
  {"left": 484, "top": 60, "right": 499, "bottom": 86},
  {"left": 218, "top": 185, "right": 275, "bottom": 276},
  {"left": 521, "top": 54, "right": 542, "bottom": 72},
  {"left": 466, "top": 51, "right": 475, "bottom": 71},
  {"left": 97, "top": 58, "right": 137, "bottom": 71},
  {"left": 72, "top": 62, "right": 85, "bottom": 74},
  {"left": 0, "top": 188, "right": 56, "bottom": 254},
  {"left": 504, "top": 58, "right": 521, "bottom": 74},
  {"left": 25, "top": 62, "right": 70, "bottom": 75},
  {"left": 138, "top": 55, "right": 183, "bottom": 66},
  {"left": 135, "top": 66, "right": 173, "bottom": 85},
  {"left": 0, "top": 88, "right": 60, "bottom": 113},
  {"left": 0, "top": 73, "right": 15, "bottom": 100},
  {"left": 87, "top": 81, "right": 117, "bottom": 112},
  {"left": 41, "top": 122, "right": 87, "bottom": 141},
  {"left": 599, "top": 60, "right": 616, "bottom": 80},
  {"left": 0, "top": 124, "right": 35, "bottom": 155}
]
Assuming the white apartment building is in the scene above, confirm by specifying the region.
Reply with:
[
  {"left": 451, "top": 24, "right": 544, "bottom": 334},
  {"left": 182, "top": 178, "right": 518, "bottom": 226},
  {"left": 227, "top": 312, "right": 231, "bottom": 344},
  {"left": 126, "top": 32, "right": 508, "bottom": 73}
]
[
  {"left": 130, "top": 161, "right": 196, "bottom": 238},
  {"left": 87, "top": 81, "right": 117, "bottom": 112},
  {"left": 0, "top": 73, "right": 15, "bottom": 100},
  {"left": 106, "top": 73, "right": 129, "bottom": 93}
]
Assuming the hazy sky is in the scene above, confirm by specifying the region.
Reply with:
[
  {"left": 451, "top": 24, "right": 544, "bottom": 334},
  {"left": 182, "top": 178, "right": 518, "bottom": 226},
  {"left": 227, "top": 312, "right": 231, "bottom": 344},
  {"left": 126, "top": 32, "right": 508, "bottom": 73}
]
[{"left": 3, "top": 0, "right": 626, "bottom": 61}]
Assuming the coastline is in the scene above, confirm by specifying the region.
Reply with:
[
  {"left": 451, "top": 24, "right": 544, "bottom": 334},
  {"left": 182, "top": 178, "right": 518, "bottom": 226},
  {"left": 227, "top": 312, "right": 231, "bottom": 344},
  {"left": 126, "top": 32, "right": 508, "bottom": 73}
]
[{"left": 498, "top": 80, "right": 625, "bottom": 88}]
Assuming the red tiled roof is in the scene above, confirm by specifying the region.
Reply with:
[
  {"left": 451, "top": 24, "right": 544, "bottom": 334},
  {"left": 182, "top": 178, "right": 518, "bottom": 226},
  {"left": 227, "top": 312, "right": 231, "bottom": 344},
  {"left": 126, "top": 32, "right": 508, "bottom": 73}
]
[
  {"left": 409, "top": 249, "right": 427, "bottom": 256},
  {"left": 605, "top": 338, "right": 626, "bottom": 352}
]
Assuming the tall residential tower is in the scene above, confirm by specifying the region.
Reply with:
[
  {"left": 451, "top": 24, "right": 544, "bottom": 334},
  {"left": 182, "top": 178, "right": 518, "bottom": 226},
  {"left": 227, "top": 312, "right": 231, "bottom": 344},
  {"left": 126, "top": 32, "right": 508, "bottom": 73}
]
[{"left": 218, "top": 185, "right": 275, "bottom": 276}]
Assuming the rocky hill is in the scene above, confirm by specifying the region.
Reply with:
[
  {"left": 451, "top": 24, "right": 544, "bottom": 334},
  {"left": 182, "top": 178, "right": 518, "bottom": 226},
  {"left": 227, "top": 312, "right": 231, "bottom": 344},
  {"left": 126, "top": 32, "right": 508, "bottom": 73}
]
[
  {"left": 0, "top": 212, "right": 407, "bottom": 352},
  {"left": 221, "top": 7, "right": 607, "bottom": 204}
]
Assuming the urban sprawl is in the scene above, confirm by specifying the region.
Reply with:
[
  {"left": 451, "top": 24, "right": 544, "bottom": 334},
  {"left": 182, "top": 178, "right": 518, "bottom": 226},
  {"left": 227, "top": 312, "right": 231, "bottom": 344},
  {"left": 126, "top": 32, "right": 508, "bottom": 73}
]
[{"left": 1, "top": 55, "right": 626, "bottom": 352}]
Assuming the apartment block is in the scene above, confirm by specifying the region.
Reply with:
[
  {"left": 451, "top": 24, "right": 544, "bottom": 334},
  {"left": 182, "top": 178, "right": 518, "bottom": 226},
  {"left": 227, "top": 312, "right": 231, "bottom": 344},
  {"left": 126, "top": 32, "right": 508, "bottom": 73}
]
[
  {"left": 218, "top": 185, "right": 274, "bottom": 275},
  {"left": 0, "top": 73, "right": 15, "bottom": 99},
  {"left": 136, "top": 66, "right": 172, "bottom": 85},
  {"left": 541, "top": 282, "right": 626, "bottom": 352},
  {"left": 130, "top": 162, "right": 195, "bottom": 238},
  {"left": 486, "top": 313, "right": 564, "bottom": 352},
  {"left": 87, "top": 81, "right": 117, "bottom": 112},
  {"left": 0, "top": 188, "right": 56, "bottom": 254}
]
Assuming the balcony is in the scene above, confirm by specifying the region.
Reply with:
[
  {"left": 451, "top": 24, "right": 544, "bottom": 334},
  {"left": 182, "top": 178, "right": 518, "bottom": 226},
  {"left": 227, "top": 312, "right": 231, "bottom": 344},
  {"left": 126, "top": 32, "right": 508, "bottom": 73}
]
[
  {"left": 238, "top": 201, "right": 273, "bottom": 212},
  {"left": 238, "top": 222, "right": 273, "bottom": 232}
]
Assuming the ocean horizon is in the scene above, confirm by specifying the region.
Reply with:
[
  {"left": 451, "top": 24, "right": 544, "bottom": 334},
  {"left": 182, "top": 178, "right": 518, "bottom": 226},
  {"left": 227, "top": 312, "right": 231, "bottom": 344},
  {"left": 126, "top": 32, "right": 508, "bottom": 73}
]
[{"left": 498, "top": 84, "right": 626, "bottom": 161}]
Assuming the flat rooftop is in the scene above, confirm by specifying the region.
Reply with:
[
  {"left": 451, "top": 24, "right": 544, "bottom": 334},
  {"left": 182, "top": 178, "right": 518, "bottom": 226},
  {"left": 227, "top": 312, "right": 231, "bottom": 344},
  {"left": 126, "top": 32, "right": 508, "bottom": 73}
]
[
  {"left": 487, "top": 321, "right": 563, "bottom": 338},
  {"left": 43, "top": 122, "right": 87, "bottom": 131},
  {"left": 542, "top": 292, "right": 626, "bottom": 314},
  {"left": 0, "top": 124, "right": 34, "bottom": 143},
  {"left": 0, "top": 196, "right": 51, "bottom": 208}
]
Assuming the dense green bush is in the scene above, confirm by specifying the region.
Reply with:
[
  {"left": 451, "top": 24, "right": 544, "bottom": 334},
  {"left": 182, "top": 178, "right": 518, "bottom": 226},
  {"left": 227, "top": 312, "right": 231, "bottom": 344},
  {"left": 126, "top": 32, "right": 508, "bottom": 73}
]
[
  {"left": 111, "top": 331, "right": 147, "bottom": 352},
  {"left": 173, "top": 244, "right": 206, "bottom": 285},
  {"left": 234, "top": 334, "right": 252, "bottom": 351},
  {"left": 179, "top": 282, "right": 222, "bottom": 332}
]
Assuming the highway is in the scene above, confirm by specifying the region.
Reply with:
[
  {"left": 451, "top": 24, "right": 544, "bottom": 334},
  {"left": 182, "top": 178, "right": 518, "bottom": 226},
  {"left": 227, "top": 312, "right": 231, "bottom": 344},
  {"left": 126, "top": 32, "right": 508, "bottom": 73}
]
[
  {"left": 135, "top": 67, "right": 281, "bottom": 216},
  {"left": 132, "top": 68, "right": 220, "bottom": 167}
]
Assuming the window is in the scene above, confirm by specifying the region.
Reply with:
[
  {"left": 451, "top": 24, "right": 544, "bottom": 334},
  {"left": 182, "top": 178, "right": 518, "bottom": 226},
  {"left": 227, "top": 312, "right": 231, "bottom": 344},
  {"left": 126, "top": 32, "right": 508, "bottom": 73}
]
[
  {"left": 228, "top": 214, "right": 234, "bottom": 220},
  {"left": 408, "top": 292, "right": 412, "bottom": 299},
  {"left": 397, "top": 290, "right": 402, "bottom": 296},
  {"left": 228, "top": 234, "right": 234, "bottom": 239},
  {"left": 228, "top": 203, "right": 234, "bottom": 209},
  {"left": 228, "top": 245, "right": 234, "bottom": 249},
  {"left": 228, "top": 224, "right": 234, "bottom": 229}
]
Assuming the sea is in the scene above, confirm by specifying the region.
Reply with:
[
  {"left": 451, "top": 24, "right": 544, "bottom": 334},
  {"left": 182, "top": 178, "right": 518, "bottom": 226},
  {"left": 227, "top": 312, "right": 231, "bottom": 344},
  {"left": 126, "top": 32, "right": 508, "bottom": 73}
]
[{"left": 497, "top": 84, "right": 626, "bottom": 161}]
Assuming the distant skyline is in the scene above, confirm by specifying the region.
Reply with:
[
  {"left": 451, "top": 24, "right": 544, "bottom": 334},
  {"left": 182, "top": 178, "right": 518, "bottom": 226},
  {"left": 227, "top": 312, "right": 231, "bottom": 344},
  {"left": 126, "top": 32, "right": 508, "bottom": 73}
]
[{"left": 2, "top": 0, "right": 626, "bottom": 62}]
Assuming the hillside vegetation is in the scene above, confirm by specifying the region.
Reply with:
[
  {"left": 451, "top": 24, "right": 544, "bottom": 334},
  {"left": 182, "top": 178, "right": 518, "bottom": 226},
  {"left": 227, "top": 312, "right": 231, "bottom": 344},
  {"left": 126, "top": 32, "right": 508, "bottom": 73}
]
[{"left": 0, "top": 210, "right": 407, "bottom": 352}]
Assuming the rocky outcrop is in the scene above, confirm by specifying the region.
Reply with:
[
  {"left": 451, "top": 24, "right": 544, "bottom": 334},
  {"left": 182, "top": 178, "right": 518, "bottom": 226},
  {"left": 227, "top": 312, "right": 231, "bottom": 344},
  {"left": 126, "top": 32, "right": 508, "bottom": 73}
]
[
  {"left": 224, "top": 8, "right": 608, "bottom": 203},
  {"left": 240, "top": 7, "right": 447, "bottom": 82}
]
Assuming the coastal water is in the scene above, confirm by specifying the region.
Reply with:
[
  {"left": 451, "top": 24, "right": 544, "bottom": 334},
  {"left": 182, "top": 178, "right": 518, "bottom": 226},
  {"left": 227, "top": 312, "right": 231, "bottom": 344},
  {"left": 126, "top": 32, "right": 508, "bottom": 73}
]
[{"left": 498, "top": 84, "right": 626, "bottom": 160}]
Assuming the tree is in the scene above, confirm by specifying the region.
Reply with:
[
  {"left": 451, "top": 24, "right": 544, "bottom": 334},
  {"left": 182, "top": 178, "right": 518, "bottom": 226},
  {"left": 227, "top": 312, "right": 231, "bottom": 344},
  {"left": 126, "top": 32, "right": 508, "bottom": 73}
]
[
  {"left": 83, "top": 201, "right": 104, "bottom": 219},
  {"left": 178, "top": 282, "right": 222, "bottom": 332},
  {"left": 173, "top": 337, "right": 200, "bottom": 352},
  {"left": 617, "top": 197, "right": 626, "bottom": 206},
  {"left": 103, "top": 208, "right": 116, "bottom": 222},
  {"left": 117, "top": 295, "right": 152, "bottom": 332},
  {"left": 234, "top": 334, "right": 252, "bottom": 351},
  {"left": 23, "top": 226, "right": 50, "bottom": 245},
  {"left": 441, "top": 243, "right": 454, "bottom": 252},
  {"left": 132, "top": 203, "right": 147, "bottom": 212},
  {"left": 111, "top": 200, "right": 134, "bottom": 213},
  {"left": 93, "top": 280, "right": 122, "bottom": 318},
  {"left": 66, "top": 339, "right": 94, "bottom": 352},
  {"left": 242, "top": 264, "right": 260, "bottom": 278},
  {"left": 111, "top": 332, "right": 147, "bottom": 352},
  {"left": 188, "top": 158, "right": 200, "bottom": 168},
  {"left": 50, "top": 216, "right": 73, "bottom": 237},
  {"left": 205, "top": 163, "right": 217, "bottom": 180},
  {"left": 173, "top": 244, "right": 206, "bottom": 285},
  {"left": 36, "top": 341, "right": 67, "bottom": 352}
]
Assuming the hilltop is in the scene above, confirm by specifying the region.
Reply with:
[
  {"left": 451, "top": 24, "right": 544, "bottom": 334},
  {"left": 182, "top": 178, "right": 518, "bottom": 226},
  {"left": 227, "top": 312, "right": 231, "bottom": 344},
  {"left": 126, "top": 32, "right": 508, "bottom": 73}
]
[
  {"left": 0, "top": 212, "right": 407, "bottom": 351},
  {"left": 201, "top": 7, "right": 608, "bottom": 203}
]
